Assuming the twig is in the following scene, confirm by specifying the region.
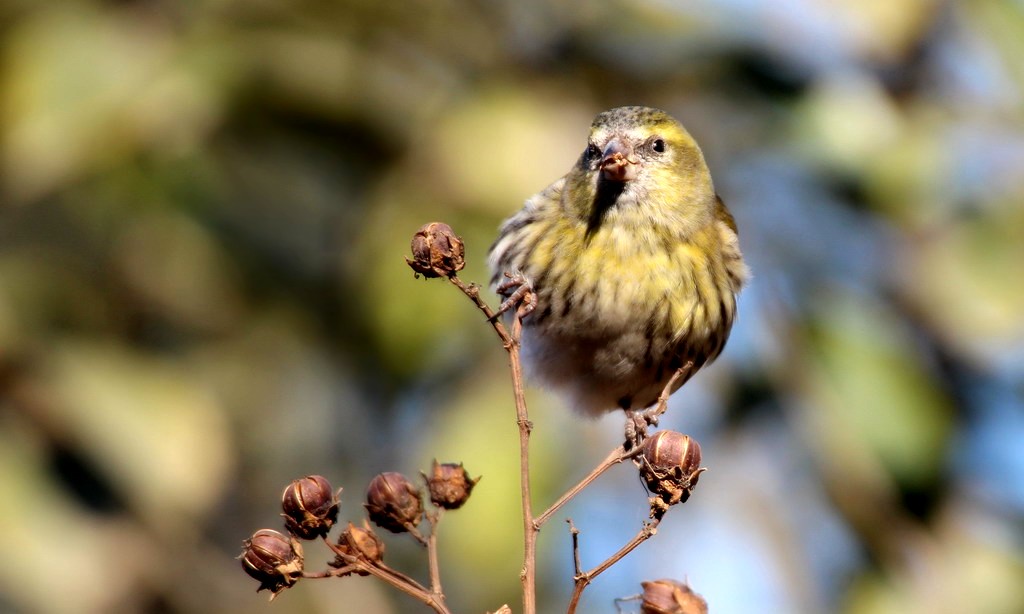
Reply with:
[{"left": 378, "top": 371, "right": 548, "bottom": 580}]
[
  {"left": 448, "top": 276, "right": 512, "bottom": 346},
  {"left": 322, "top": 537, "right": 452, "bottom": 614},
  {"left": 451, "top": 273, "right": 538, "bottom": 614},
  {"left": 508, "top": 310, "right": 538, "bottom": 614},
  {"left": 426, "top": 510, "right": 444, "bottom": 598},
  {"left": 565, "top": 519, "right": 662, "bottom": 614},
  {"left": 405, "top": 523, "right": 430, "bottom": 547},
  {"left": 303, "top": 566, "right": 358, "bottom": 579},
  {"left": 537, "top": 366, "right": 684, "bottom": 529},
  {"left": 567, "top": 519, "right": 582, "bottom": 576},
  {"left": 535, "top": 445, "right": 641, "bottom": 528},
  {"left": 646, "top": 364, "right": 692, "bottom": 424}
]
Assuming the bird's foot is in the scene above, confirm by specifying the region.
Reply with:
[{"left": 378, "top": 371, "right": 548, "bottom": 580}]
[
  {"left": 624, "top": 408, "right": 660, "bottom": 450},
  {"left": 494, "top": 271, "right": 537, "bottom": 319}
]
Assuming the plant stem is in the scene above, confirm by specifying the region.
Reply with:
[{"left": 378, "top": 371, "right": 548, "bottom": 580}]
[
  {"left": 451, "top": 272, "right": 537, "bottom": 614},
  {"left": 509, "top": 313, "right": 538, "bottom": 614},
  {"left": 535, "top": 445, "right": 640, "bottom": 528},
  {"left": 565, "top": 519, "right": 662, "bottom": 614},
  {"left": 427, "top": 510, "right": 444, "bottom": 599},
  {"left": 536, "top": 366, "right": 682, "bottom": 529},
  {"left": 647, "top": 365, "right": 691, "bottom": 423},
  {"left": 322, "top": 537, "right": 452, "bottom": 614},
  {"left": 567, "top": 519, "right": 582, "bottom": 576},
  {"left": 448, "top": 276, "right": 512, "bottom": 345},
  {"left": 303, "top": 567, "right": 358, "bottom": 579}
]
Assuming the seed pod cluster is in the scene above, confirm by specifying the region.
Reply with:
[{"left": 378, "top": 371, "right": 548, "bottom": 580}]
[{"left": 239, "top": 452, "right": 478, "bottom": 597}]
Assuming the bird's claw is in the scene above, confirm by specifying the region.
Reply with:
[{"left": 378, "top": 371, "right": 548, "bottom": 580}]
[
  {"left": 495, "top": 271, "right": 537, "bottom": 319},
  {"left": 624, "top": 408, "right": 661, "bottom": 450}
]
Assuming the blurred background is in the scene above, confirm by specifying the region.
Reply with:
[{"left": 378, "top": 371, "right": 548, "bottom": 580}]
[{"left": 1, "top": 0, "right": 1022, "bottom": 613}]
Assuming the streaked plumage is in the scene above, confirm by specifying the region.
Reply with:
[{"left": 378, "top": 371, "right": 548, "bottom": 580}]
[{"left": 488, "top": 106, "right": 748, "bottom": 415}]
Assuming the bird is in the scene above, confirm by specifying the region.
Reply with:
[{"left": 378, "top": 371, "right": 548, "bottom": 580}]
[{"left": 487, "top": 106, "right": 748, "bottom": 439}]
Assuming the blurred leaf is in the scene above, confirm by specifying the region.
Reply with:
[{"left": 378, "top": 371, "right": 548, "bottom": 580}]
[
  {"left": 863, "top": 109, "right": 948, "bottom": 226},
  {"left": 420, "top": 85, "right": 591, "bottom": 214},
  {"left": 0, "top": 420, "right": 153, "bottom": 614},
  {"left": 898, "top": 204, "right": 1024, "bottom": 370},
  {"left": 1, "top": 6, "right": 233, "bottom": 202},
  {"left": 803, "top": 292, "right": 953, "bottom": 488},
  {"left": 112, "top": 208, "right": 245, "bottom": 332},
  {"left": 0, "top": 250, "right": 111, "bottom": 350},
  {"left": 844, "top": 508, "right": 1024, "bottom": 614},
  {"left": 949, "top": 526, "right": 1024, "bottom": 614},
  {"left": 826, "top": 0, "right": 939, "bottom": 63},
  {"left": 794, "top": 71, "right": 903, "bottom": 174},
  {"left": 39, "top": 341, "right": 233, "bottom": 533},
  {"left": 844, "top": 571, "right": 909, "bottom": 614}
]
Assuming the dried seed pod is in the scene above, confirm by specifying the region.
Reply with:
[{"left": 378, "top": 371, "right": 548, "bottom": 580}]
[
  {"left": 239, "top": 529, "right": 304, "bottom": 599},
  {"left": 406, "top": 222, "right": 465, "bottom": 278},
  {"left": 639, "top": 431, "right": 705, "bottom": 515},
  {"left": 331, "top": 521, "right": 386, "bottom": 574},
  {"left": 281, "top": 475, "right": 340, "bottom": 540},
  {"left": 640, "top": 579, "right": 708, "bottom": 614},
  {"left": 425, "top": 460, "right": 479, "bottom": 510},
  {"left": 365, "top": 472, "right": 423, "bottom": 533}
]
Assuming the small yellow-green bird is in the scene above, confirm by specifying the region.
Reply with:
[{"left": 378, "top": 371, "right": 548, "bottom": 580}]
[{"left": 488, "top": 106, "right": 748, "bottom": 426}]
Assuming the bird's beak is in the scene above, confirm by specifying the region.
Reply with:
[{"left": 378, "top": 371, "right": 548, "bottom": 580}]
[{"left": 600, "top": 138, "right": 638, "bottom": 182}]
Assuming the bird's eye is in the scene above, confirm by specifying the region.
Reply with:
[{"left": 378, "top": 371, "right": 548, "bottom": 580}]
[
  {"left": 650, "top": 138, "right": 666, "bottom": 154},
  {"left": 585, "top": 143, "right": 601, "bottom": 159}
]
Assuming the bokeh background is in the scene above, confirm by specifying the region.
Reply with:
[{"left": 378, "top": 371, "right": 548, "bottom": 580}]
[{"left": 1, "top": 1, "right": 1022, "bottom": 613}]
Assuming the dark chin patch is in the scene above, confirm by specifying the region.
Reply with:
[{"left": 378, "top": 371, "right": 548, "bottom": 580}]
[{"left": 585, "top": 177, "right": 627, "bottom": 239}]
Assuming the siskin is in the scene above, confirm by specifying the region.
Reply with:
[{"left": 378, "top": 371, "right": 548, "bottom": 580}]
[{"left": 488, "top": 106, "right": 749, "bottom": 428}]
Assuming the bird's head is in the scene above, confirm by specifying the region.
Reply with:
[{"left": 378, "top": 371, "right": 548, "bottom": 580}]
[{"left": 564, "top": 106, "right": 716, "bottom": 236}]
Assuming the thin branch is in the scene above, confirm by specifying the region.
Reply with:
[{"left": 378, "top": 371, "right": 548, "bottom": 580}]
[
  {"left": 321, "top": 537, "right": 451, "bottom": 614},
  {"left": 448, "top": 276, "right": 512, "bottom": 345},
  {"left": 567, "top": 518, "right": 582, "bottom": 577},
  {"left": 323, "top": 538, "right": 422, "bottom": 589},
  {"left": 565, "top": 519, "right": 662, "bottom": 614},
  {"left": 302, "top": 566, "right": 358, "bottom": 579},
  {"left": 508, "top": 311, "right": 538, "bottom": 614},
  {"left": 536, "top": 364, "right": 684, "bottom": 529},
  {"left": 535, "top": 445, "right": 641, "bottom": 528},
  {"left": 405, "top": 523, "right": 430, "bottom": 547},
  {"left": 585, "top": 520, "right": 660, "bottom": 579},
  {"left": 646, "top": 364, "right": 692, "bottom": 424},
  {"left": 426, "top": 509, "right": 445, "bottom": 598},
  {"left": 448, "top": 272, "right": 538, "bottom": 614}
]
